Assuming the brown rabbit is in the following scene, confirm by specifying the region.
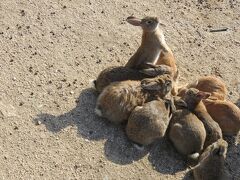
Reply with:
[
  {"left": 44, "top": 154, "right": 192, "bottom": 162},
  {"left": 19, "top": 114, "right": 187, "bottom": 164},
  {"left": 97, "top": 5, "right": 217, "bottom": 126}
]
[
  {"left": 125, "top": 16, "right": 177, "bottom": 77},
  {"left": 203, "top": 99, "right": 240, "bottom": 136},
  {"left": 94, "top": 65, "right": 172, "bottom": 93},
  {"left": 236, "top": 98, "right": 240, "bottom": 108},
  {"left": 169, "top": 103, "right": 206, "bottom": 159},
  {"left": 95, "top": 74, "right": 173, "bottom": 124},
  {"left": 126, "top": 16, "right": 178, "bottom": 94},
  {"left": 193, "top": 139, "right": 230, "bottom": 180},
  {"left": 178, "top": 76, "right": 227, "bottom": 100},
  {"left": 126, "top": 98, "right": 174, "bottom": 145},
  {"left": 183, "top": 88, "right": 223, "bottom": 148}
]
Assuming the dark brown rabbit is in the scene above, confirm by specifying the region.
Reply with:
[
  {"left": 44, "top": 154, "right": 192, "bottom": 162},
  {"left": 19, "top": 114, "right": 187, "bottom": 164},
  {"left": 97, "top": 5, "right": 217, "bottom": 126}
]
[
  {"left": 126, "top": 99, "right": 174, "bottom": 145},
  {"left": 94, "top": 65, "right": 172, "bottom": 93},
  {"left": 183, "top": 88, "right": 223, "bottom": 148},
  {"left": 169, "top": 101, "right": 206, "bottom": 159},
  {"left": 193, "top": 139, "right": 230, "bottom": 180}
]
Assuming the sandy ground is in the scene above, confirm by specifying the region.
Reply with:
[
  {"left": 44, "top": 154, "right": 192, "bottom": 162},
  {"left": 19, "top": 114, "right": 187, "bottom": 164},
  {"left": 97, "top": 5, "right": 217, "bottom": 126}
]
[{"left": 0, "top": 0, "right": 240, "bottom": 179}]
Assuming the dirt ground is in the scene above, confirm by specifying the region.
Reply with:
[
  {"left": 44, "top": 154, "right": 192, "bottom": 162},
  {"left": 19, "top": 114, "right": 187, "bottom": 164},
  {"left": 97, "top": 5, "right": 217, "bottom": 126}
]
[{"left": 0, "top": 0, "right": 239, "bottom": 179}]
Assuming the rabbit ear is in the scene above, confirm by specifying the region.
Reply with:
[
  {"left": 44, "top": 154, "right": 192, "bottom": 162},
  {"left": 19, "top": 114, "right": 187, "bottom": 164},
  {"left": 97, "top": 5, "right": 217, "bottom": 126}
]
[
  {"left": 187, "top": 80, "right": 198, "bottom": 88},
  {"left": 141, "top": 80, "right": 161, "bottom": 91},
  {"left": 126, "top": 16, "right": 142, "bottom": 26},
  {"left": 196, "top": 91, "right": 211, "bottom": 99},
  {"left": 174, "top": 98, "right": 188, "bottom": 108}
]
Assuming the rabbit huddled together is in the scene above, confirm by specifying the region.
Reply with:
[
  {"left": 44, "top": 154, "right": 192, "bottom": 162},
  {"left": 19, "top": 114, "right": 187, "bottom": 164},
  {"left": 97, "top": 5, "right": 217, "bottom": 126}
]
[{"left": 93, "top": 16, "right": 240, "bottom": 180}]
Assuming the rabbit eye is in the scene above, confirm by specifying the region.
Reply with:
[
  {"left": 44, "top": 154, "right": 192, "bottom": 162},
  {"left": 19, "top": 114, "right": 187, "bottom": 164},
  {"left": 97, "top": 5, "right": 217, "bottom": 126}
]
[
  {"left": 146, "top": 20, "right": 152, "bottom": 24},
  {"left": 165, "top": 81, "right": 171, "bottom": 86}
]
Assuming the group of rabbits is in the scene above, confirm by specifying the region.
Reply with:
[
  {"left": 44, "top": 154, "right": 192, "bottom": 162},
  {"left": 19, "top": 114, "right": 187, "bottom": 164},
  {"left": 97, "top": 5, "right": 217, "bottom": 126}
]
[{"left": 92, "top": 16, "right": 240, "bottom": 180}]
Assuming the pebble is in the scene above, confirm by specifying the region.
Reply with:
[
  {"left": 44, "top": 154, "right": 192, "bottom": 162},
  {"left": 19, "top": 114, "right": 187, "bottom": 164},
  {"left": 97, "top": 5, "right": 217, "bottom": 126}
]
[{"left": 36, "top": 120, "right": 42, "bottom": 125}]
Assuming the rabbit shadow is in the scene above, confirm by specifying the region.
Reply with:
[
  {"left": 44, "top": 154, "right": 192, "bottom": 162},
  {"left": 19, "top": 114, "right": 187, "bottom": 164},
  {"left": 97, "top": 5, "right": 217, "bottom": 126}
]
[
  {"left": 182, "top": 170, "right": 194, "bottom": 180},
  {"left": 224, "top": 136, "right": 240, "bottom": 180},
  {"left": 148, "top": 138, "right": 187, "bottom": 175},
  {"left": 104, "top": 125, "right": 149, "bottom": 165},
  {"left": 34, "top": 88, "right": 113, "bottom": 140},
  {"left": 34, "top": 88, "right": 147, "bottom": 165}
]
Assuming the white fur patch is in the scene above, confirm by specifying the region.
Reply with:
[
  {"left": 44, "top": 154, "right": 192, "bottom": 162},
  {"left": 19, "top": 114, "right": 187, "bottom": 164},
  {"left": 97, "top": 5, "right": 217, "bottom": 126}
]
[
  {"left": 133, "top": 144, "right": 145, "bottom": 151},
  {"left": 174, "top": 123, "right": 182, "bottom": 128},
  {"left": 152, "top": 50, "right": 161, "bottom": 64},
  {"left": 95, "top": 108, "right": 102, "bottom": 117},
  {"left": 89, "top": 79, "right": 96, "bottom": 89},
  {"left": 188, "top": 152, "right": 199, "bottom": 160}
]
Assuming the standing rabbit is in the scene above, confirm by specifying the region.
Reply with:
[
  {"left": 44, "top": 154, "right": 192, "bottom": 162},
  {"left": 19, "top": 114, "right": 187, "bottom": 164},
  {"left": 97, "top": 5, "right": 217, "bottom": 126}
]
[
  {"left": 94, "top": 16, "right": 178, "bottom": 94},
  {"left": 126, "top": 16, "right": 178, "bottom": 94}
]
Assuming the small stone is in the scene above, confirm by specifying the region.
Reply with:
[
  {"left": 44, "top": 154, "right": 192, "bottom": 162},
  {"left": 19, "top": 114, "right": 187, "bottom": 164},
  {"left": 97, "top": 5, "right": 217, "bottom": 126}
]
[
  {"left": 70, "top": 91, "right": 74, "bottom": 94},
  {"left": 96, "top": 59, "right": 101, "bottom": 63},
  {"left": 20, "top": 10, "right": 25, "bottom": 16},
  {"left": 36, "top": 120, "right": 42, "bottom": 125}
]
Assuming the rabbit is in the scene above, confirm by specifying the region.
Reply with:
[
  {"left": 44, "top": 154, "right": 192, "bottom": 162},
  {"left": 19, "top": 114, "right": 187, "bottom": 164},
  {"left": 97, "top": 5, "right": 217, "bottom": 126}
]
[
  {"left": 193, "top": 139, "right": 230, "bottom": 180},
  {"left": 203, "top": 98, "right": 240, "bottom": 136},
  {"left": 178, "top": 76, "right": 227, "bottom": 101},
  {"left": 94, "top": 16, "right": 178, "bottom": 94},
  {"left": 126, "top": 16, "right": 179, "bottom": 95},
  {"left": 93, "top": 64, "right": 172, "bottom": 93},
  {"left": 183, "top": 88, "right": 223, "bottom": 148},
  {"left": 126, "top": 98, "right": 174, "bottom": 146},
  {"left": 169, "top": 105, "right": 206, "bottom": 159},
  {"left": 235, "top": 98, "right": 240, "bottom": 108},
  {"left": 125, "top": 16, "right": 178, "bottom": 77},
  {"left": 95, "top": 74, "right": 173, "bottom": 124}
]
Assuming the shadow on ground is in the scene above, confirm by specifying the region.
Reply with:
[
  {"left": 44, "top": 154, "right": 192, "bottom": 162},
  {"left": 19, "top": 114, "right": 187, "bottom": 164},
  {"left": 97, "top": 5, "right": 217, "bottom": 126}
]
[
  {"left": 33, "top": 88, "right": 190, "bottom": 170},
  {"left": 34, "top": 88, "right": 148, "bottom": 165},
  {"left": 224, "top": 136, "right": 240, "bottom": 180},
  {"left": 148, "top": 138, "right": 187, "bottom": 175},
  {"left": 34, "top": 88, "right": 240, "bottom": 177}
]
